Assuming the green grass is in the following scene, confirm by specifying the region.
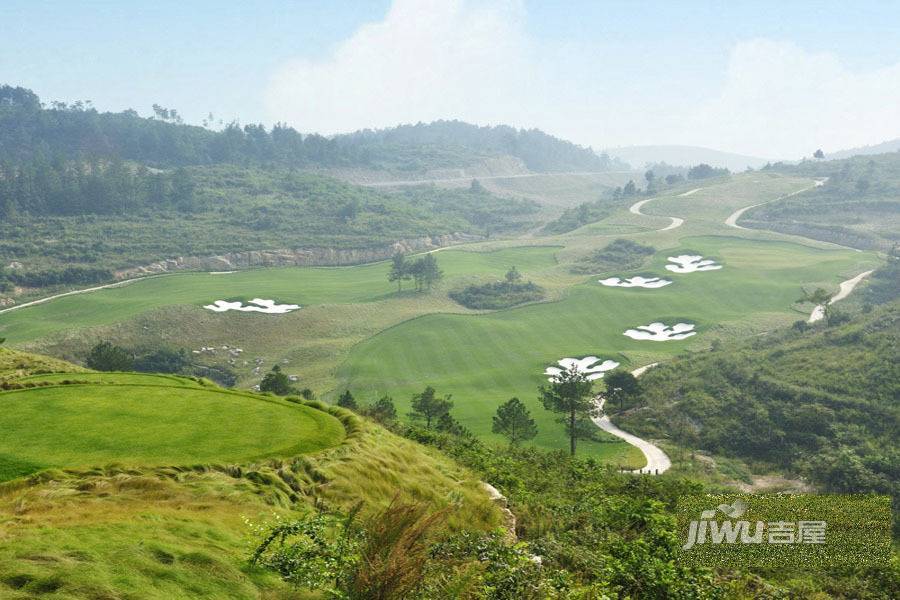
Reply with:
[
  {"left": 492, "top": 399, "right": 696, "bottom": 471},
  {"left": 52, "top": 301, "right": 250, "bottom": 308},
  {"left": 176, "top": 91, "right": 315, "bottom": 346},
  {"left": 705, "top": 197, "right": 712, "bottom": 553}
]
[
  {"left": 0, "top": 383, "right": 345, "bottom": 481},
  {"left": 0, "top": 400, "right": 501, "bottom": 599},
  {"left": 337, "top": 235, "right": 876, "bottom": 460},
  {"left": 0, "top": 245, "right": 559, "bottom": 344},
  {"left": 13, "top": 371, "right": 209, "bottom": 387},
  {"left": 0, "top": 173, "right": 884, "bottom": 467}
]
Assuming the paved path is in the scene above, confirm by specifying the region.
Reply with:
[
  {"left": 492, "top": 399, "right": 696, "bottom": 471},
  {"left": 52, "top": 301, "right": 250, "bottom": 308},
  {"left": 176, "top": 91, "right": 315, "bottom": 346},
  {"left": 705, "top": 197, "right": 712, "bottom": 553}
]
[
  {"left": 592, "top": 363, "right": 671, "bottom": 474},
  {"left": 628, "top": 190, "right": 691, "bottom": 232},
  {"left": 0, "top": 276, "right": 168, "bottom": 316},
  {"left": 808, "top": 270, "right": 874, "bottom": 323},
  {"left": 725, "top": 179, "right": 826, "bottom": 230}
]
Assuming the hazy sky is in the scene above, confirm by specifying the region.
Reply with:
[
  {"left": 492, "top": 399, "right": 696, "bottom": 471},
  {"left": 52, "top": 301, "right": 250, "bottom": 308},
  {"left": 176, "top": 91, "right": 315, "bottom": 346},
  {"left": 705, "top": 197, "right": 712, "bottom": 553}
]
[{"left": 3, "top": 0, "right": 899, "bottom": 159}]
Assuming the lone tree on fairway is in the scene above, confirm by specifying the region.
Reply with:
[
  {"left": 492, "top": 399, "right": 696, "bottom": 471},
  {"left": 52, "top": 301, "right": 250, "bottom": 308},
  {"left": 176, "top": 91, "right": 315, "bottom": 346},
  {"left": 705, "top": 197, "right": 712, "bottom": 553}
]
[
  {"left": 337, "top": 389, "right": 358, "bottom": 410},
  {"left": 539, "top": 365, "right": 598, "bottom": 456},
  {"left": 259, "top": 365, "right": 293, "bottom": 396},
  {"left": 86, "top": 341, "right": 134, "bottom": 372},
  {"left": 492, "top": 397, "right": 538, "bottom": 446},
  {"left": 388, "top": 252, "right": 410, "bottom": 292},
  {"left": 409, "top": 386, "right": 453, "bottom": 429},
  {"left": 604, "top": 369, "right": 641, "bottom": 412}
]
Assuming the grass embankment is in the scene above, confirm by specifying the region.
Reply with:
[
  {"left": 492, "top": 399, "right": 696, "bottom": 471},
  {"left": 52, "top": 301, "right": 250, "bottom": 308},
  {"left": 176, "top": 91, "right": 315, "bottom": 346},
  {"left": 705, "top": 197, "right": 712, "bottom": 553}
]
[{"left": 0, "top": 354, "right": 501, "bottom": 598}]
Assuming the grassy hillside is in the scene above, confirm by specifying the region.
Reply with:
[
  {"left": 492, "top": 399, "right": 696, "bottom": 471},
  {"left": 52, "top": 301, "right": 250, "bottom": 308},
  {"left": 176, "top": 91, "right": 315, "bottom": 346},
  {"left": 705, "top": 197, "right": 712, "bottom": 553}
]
[
  {"left": 619, "top": 299, "right": 899, "bottom": 496},
  {"left": 752, "top": 152, "right": 900, "bottom": 250},
  {"left": 0, "top": 351, "right": 502, "bottom": 598}
]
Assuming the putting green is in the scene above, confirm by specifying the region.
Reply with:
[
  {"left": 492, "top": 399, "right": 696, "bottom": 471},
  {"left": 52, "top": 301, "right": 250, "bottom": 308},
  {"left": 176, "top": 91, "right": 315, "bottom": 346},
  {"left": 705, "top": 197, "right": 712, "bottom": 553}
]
[{"left": 0, "top": 384, "right": 345, "bottom": 481}]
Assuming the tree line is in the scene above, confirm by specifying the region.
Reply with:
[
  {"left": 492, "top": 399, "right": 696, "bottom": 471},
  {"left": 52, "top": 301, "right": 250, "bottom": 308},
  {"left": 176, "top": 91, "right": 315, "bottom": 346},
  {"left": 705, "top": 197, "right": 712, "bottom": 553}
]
[{"left": 0, "top": 85, "right": 624, "bottom": 173}]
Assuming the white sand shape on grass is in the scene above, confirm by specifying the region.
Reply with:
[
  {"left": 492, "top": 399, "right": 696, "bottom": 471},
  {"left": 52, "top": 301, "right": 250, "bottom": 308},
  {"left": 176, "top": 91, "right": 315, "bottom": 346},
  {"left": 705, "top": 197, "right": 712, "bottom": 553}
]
[
  {"left": 599, "top": 276, "right": 672, "bottom": 289},
  {"left": 544, "top": 356, "right": 620, "bottom": 382},
  {"left": 203, "top": 298, "right": 300, "bottom": 314},
  {"left": 665, "top": 255, "right": 722, "bottom": 273},
  {"left": 624, "top": 322, "right": 696, "bottom": 341}
]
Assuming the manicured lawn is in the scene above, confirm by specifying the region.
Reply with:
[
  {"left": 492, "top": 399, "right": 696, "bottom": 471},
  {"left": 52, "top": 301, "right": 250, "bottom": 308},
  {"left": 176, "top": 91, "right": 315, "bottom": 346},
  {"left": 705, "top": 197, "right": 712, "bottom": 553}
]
[
  {"left": 0, "top": 246, "right": 559, "bottom": 343},
  {"left": 337, "top": 235, "right": 877, "bottom": 461},
  {"left": 0, "top": 384, "right": 345, "bottom": 481}
]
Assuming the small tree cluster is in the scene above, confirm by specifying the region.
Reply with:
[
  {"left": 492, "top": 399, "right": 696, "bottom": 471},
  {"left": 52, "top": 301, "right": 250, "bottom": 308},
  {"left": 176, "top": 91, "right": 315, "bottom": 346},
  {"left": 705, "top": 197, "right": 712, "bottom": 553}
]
[{"left": 388, "top": 252, "right": 443, "bottom": 292}]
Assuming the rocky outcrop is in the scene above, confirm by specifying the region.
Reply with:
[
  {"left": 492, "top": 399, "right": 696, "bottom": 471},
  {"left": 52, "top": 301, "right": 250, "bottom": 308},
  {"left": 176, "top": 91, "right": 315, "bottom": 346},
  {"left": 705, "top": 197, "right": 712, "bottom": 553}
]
[{"left": 114, "top": 233, "right": 483, "bottom": 279}]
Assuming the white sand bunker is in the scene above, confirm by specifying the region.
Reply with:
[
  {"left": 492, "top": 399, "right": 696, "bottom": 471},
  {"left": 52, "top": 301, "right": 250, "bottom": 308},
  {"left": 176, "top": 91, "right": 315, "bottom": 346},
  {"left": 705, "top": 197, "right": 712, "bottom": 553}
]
[
  {"left": 599, "top": 276, "right": 672, "bottom": 289},
  {"left": 665, "top": 255, "right": 722, "bottom": 273},
  {"left": 545, "top": 356, "right": 620, "bottom": 382},
  {"left": 624, "top": 322, "right": 696, "bottom": 341},
  {"left": 203, "top": 298, "right": 300, "bottom": 314}
]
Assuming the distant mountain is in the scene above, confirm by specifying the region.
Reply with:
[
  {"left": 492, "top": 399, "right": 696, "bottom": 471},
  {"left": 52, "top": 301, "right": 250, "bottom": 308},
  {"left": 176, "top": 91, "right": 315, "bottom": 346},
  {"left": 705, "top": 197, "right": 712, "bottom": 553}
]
[
  {"left": 826, "top": 138, "right": 900, "bottom": 160},
  {"left": 603, "top": 145, "right": 772, "bottom": 172},
  {"left": 0, "top": 84, "right": 620, "bottom": 174}
]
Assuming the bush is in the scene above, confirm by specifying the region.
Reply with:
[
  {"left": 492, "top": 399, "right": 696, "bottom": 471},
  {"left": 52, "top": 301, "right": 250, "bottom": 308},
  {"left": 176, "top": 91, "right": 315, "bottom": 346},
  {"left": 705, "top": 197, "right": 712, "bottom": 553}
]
[
  {"left": 85, "top": 341, "right": 133, "bottom": 371},
  {"left": 571, "top": 238, "right": 655, "bottom": 274}
]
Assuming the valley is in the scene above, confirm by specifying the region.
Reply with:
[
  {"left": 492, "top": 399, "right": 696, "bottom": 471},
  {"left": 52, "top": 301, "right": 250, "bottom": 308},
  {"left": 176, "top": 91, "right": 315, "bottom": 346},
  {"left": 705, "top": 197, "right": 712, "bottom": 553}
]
[{"left": 1, "top": 171, "right": 881, "bottom": 464}]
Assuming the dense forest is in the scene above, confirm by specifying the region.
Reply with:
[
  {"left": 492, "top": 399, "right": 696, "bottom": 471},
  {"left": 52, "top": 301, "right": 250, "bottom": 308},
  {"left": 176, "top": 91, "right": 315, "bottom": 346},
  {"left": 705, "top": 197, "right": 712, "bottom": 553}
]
[
  {"left": 755, "top": 152, "right": 900, "bottom": 250},
  {"left": 0, "top": 85, "right": 616, "bottom": 173}
]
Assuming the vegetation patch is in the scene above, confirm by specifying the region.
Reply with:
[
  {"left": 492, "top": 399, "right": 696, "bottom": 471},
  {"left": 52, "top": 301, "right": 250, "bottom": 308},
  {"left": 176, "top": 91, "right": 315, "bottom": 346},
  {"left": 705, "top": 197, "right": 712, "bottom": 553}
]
[
  {"left": 571, "top": 238, "right": 655, "bottom": 274},
  {"left": 619, "top": 301, "right": 899, "bottom": 499},
  {"left": 449, "top": 267, "right": 545, "bottom": 309}
]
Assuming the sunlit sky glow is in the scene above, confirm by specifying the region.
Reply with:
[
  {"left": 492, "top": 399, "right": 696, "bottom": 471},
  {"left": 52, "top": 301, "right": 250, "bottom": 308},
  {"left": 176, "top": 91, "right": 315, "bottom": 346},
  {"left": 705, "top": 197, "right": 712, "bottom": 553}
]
[{"left": 3, "top": 0, "right": 899, "bottom": 159}]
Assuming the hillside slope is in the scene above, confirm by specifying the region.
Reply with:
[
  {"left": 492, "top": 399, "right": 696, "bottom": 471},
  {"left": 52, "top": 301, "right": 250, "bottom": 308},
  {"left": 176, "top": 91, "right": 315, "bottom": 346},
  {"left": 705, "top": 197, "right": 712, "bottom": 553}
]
[
  {"left": 749, "top": 152, "right": 900, "bottom": 250},
  {"left": 0, "top": 350, "right": 501, "bottom": 598},
  {"left": 605, "top": 144, "right": 772, "bottom": 171},
  {"left": 619, "top": 299, "right": 899, "bottom": 496}
]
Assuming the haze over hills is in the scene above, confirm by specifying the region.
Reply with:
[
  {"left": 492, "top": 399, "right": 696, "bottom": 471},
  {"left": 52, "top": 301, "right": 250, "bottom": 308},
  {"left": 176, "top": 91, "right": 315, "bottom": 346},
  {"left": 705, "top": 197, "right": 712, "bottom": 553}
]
[
  {"left": 826, "top": 138, "right": 900, "bottom": 160},
  {"left": 604, "top": 144, "right": 773, "bottom": 172},
  {"left": 0, "top": 86, "right": 619, "bottom": 176}
]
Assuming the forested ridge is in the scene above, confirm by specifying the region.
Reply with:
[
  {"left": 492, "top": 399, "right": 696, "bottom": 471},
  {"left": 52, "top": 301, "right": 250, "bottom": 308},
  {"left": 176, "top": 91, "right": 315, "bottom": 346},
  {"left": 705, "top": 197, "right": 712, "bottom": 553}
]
[{"left": 0, "top": 85, "right": 614, "bottom": 173}]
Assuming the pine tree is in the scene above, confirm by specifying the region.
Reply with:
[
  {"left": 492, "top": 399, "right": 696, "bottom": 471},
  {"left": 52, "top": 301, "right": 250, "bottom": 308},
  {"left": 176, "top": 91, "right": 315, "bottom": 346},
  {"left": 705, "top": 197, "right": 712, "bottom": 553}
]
[
  {"left": 409, "top": 386, "right": 453, "bottom": 428},
  {"left": 603, "top": 370, "right": 641, "bottom": 412},
  {"left": 539, "top": 365, "right": 597, "bottom": 456},
  {"left": 388, "top": 252, "right": 408, "bottom": 292},
  {"left": 492, "top": 397, "right": 538, "bottom": 445}
]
